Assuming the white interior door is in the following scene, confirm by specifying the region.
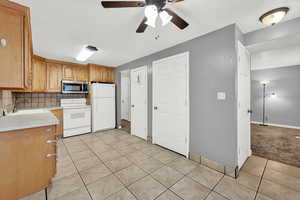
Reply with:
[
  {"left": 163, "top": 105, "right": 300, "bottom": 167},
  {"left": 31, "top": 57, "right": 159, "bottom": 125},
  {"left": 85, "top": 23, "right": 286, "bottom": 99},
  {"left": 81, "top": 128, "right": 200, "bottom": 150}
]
[
  {"left": 237, "top": 41, "right": 251, "bottom": 168},
  {"left": 153, "top": 52, "right": 189, "bottom": 157},
  {"left": 121, "top": 70, "right": 130, "bottom": 121},
  {"left": 131, "top": 66, "right": 148, "bottom": 140}
]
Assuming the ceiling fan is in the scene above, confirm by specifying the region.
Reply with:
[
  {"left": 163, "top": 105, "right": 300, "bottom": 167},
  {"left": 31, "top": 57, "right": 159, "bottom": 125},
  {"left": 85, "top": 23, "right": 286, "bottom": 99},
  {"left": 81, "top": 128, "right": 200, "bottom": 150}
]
[{"left": 101, "top": 0, "right": 189, "bottom": 33}]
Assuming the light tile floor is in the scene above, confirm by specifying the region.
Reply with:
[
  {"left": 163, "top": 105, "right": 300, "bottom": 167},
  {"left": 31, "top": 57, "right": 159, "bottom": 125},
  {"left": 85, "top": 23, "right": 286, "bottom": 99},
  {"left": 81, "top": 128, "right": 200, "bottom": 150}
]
[{"left": 21, "top": 129, "right": 300, "bottom": 200}]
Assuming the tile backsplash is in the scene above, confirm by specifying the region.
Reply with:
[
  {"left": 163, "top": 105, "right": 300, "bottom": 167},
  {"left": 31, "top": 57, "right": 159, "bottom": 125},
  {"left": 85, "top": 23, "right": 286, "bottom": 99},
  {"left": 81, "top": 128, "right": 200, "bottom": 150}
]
[{"left": 14, "top": 92, "right": 87, "bottom": 109}]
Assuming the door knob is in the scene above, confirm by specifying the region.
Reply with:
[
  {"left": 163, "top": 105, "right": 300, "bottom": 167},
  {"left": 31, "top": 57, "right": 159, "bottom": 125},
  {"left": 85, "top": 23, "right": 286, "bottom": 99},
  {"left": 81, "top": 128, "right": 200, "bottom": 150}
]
[
  {"left": 154, "top": 106, "right": 158, "bottom": 110},
  {"left": 131, "top": 105, "right": 135, "bottom": 108},
  {"left": 248, "top": 110, "right": 253, "bottom": 114}
]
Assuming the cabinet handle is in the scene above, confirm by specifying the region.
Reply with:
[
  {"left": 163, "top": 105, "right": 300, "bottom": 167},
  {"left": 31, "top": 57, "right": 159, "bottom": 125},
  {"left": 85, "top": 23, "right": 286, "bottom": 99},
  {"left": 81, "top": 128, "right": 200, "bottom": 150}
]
[
  {"left": 46, "top": 153, "right": 57, "bottom": 158},
  {"left": 46, "top": 139, "right": 57, "bottom": 144},
  {"left": 47, "top": 128, "right": 53, "bottom": 132},
  {"left": 0, "top": 39, "right": 7, "bottom": 47}
]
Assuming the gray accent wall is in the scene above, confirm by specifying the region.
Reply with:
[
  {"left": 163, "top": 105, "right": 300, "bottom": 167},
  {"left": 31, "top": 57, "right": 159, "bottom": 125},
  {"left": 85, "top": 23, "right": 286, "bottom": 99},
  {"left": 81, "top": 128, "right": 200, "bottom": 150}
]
[
  {"left": 251, "top": 66, "right": 300, "bottom": 127},
  {"left": 116, "top": 24, "right": 241, "bottom": 168},
  {"left": 244, "top": 17, "right": 300, "bottom": 46}
]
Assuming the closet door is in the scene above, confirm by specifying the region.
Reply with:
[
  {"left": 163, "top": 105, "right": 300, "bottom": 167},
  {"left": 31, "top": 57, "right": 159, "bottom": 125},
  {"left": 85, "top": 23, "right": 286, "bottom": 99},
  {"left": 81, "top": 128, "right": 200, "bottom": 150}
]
[
  {"left": 152, "top": 52, "right": 189, "bottom": 156},
  {"left": 131, "top": 66, "right": 148, "bottom": 140}
]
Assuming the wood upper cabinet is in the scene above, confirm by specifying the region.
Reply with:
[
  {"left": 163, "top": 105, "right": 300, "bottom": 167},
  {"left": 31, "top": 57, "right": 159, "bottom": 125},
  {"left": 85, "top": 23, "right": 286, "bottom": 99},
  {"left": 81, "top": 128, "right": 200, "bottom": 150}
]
[
  {"left": 88, "top": 64, "right": 103, "bottom": 82},
  {"left": 0, "top": 0, "right": 32, "bottom": 89},
  {"left": 62, "top": 65, "right": 74, "bottom": 80},
  {"left": 63, "top": 64, "right": 88, "bottom": 82},
  {"left": 46, "top": 62, "right": 62, "bottom": 92},
  {"left": 0, "top": 126, "right": 56, "bottom": 200},
  {"left": 32, "top": 56, "right": 47, "bottom": 92},
  {"left": 104, "top": 67, "right": 115, "bottom": 83},
  {"left": 73, "top": 65, "right": 89, "bottom": 82},
  {"left": 88, "top": 64, "right": 115, "bottom": 83}
]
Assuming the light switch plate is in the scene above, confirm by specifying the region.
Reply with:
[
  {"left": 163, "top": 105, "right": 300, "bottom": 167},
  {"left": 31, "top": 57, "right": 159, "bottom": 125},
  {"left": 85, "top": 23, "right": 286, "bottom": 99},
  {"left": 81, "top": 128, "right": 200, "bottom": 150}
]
[{"left": 217, "top": 92, "right": 226, "bottom": 100}]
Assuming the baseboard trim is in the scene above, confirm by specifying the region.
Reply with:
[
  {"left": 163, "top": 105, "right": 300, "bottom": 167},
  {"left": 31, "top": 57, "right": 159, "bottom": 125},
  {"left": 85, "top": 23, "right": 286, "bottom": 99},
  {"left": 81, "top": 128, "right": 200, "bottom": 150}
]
[{"left": 251, "top": 121, "right": 300, "bottom": 130}]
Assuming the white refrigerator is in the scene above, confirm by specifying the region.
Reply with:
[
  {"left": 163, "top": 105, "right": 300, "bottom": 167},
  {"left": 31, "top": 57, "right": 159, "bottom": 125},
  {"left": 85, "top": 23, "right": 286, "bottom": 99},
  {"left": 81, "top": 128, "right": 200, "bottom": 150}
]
[{"left": 91, "top": 83, "right": 116, "bottom": 132}]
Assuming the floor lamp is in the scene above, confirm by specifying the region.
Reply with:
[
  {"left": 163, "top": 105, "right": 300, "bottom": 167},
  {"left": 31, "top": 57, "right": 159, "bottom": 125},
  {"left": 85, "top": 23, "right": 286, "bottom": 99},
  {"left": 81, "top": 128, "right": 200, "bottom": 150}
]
[{"left": 260, "top": 80, "right": 270, "bottom": 126}]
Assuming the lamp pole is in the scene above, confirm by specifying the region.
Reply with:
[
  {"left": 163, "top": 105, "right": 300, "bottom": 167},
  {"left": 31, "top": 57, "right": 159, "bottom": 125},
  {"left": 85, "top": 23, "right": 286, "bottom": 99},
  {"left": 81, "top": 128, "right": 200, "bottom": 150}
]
[
  {"left": 262, "top": 83, "right": 266, "bottom": 126},
  {"left": 260, "top": 80, "right": 269, "bottom": 126}
]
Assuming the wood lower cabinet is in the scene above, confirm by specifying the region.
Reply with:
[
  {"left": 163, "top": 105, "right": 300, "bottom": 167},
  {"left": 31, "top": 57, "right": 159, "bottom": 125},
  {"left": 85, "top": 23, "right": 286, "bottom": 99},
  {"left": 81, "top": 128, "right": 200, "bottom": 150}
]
[
  {"left": 51, "top": 109, "right": 63, "bottom": 138},
  {"left": 46, "top": 62, "right": 63, "bottom": 92},
  {"left": 0, "top": 126, "right": 57, "bottom": 200},
  {"left": 0, "top": 0, "right": 32, "bottom": 89}
]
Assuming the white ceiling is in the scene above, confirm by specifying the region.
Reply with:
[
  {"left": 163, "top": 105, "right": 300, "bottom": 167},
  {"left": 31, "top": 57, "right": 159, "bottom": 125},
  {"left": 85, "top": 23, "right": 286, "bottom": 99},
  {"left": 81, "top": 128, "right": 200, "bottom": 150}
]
[{"left": 12, "top": 0, "right": 300, "bottom": 67}]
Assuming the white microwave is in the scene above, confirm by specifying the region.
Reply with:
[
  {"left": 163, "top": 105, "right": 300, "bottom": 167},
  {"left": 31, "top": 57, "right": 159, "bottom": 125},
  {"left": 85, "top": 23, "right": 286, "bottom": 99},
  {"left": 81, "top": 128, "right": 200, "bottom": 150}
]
[{"left": 61, "top": 80, "right": 89, "bottom": 94}]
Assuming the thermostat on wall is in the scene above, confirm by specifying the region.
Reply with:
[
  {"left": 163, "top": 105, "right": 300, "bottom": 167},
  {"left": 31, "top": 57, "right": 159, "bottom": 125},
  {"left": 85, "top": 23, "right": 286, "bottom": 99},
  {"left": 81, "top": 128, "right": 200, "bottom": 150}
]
[{"left": 217, "top": 92, "right": 226, "bottom": 100}]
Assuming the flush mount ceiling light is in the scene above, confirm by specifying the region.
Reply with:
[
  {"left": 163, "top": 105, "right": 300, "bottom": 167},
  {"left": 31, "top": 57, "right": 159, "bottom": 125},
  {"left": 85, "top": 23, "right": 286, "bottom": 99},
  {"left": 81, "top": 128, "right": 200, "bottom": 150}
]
[
  {"left": 76, "top": 45, "right": 98, "bottom": 62},
  {"left": 259, "top": 7, "right": 289, "bottom": 26}
]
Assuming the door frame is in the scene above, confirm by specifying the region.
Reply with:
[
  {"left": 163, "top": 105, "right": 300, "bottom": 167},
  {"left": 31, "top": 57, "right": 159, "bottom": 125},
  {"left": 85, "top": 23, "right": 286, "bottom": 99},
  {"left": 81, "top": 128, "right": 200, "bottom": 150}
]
[
  {"left": 130, "top": 65, "right": 148, "bottom": 140},
  {"left": 152, "top": 52, "right": 190, "bottom": 157},
  {"left": 237, "top": 41, "right": 252, "bottom": 168},
  {"left": 120, "top": 69, "right": 130, "bottom": 121}
]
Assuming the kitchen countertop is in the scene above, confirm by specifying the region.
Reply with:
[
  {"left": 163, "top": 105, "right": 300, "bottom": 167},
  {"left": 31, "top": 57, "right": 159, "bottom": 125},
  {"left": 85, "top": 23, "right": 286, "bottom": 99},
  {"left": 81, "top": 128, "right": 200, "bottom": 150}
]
[
  {"left": 0, "top": 111, "right": 59, "bottom": 132},
  {"left": 18, "top": 106, "right": 63, "bottom": 111}
]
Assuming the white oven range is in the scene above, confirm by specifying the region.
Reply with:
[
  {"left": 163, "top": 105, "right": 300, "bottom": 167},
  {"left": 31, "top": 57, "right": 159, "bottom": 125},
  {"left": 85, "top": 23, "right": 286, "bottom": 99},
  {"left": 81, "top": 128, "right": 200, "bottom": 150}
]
[{"left": 61, "top": 98, "right": 91, "bottom": 137}]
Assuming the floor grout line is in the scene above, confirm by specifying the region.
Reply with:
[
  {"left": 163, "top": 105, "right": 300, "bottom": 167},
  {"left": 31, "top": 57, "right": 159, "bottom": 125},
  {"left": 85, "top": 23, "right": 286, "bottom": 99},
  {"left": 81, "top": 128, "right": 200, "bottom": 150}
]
[
  {"left": 80, "top": 132, "right": 143, "bottom": 200},
  {"left": 253, "top": 159, "right": 269, "bottom": 200},
  {"left": 54, "top": 130, "right": 280, "bottom": 200},
  {"left": 61, "top": 138, "right": 95, "bottom": 200},
  {"left": 80, "top": 131, "right": 189, "bottom": 200},
  {"left": 81, "top": 131, "right": 215, "bottom": 200}
]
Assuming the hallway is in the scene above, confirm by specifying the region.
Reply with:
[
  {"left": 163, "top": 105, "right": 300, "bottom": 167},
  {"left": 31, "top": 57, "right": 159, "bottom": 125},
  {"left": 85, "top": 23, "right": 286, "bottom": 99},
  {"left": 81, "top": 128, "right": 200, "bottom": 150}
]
[{"left": 251, "top": 124, "right": 300, "bottom": 167}]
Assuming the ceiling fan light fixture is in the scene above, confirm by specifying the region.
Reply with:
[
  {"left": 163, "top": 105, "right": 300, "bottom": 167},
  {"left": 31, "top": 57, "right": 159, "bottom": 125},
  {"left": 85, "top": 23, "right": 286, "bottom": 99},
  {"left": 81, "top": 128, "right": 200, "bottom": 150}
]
[
  {"left": 160, "top": 10, "right": 173, "bottom": 26},
  {"left": 259, "top": 7, "right": 289, "bottom": 26},
  {"left": 144, "top": 5, "right": 158, "bottom": 28},
  {"left": 76, "top": 45, "right": 98, "bottom": 62}
]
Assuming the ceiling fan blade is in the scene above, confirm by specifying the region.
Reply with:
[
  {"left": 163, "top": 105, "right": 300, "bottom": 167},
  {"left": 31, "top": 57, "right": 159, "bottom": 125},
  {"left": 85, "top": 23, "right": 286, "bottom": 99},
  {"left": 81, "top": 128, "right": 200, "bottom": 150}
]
[
  {"left": 167, "top": 0, "right": 184, "bottom": 3},
  {"left": 164, "top": 8, "right": 189, "bottom": 30},
  {"left": 136, "top": 17, "right": 148, "bottom": 33},
  {"left": 101, "top": 1, "right": 145, "bottom": 8}
]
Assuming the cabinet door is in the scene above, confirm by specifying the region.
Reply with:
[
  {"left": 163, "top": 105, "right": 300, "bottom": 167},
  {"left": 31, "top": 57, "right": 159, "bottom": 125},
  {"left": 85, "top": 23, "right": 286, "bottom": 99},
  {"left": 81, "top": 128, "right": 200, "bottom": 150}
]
[
  {"left": 0, "top": 6, "right": 24, "bottom": 88},
  {"left": 32, "top": 58, "right": 47, "bottom": 92},
  {"left": 89, "top": 65, "right": 102, "bottom": 82},
  {"left": 62, "top": 65, "right": 74, "bottom": 80},
  {"left": 73, "top": 65, "right": 88, "bottom": 82},
  {"left": 0, "top": 131, "right": 18, "bottom": 200},
  {"left": 51, "top": 109, "right": 63, "bottom": 138},
  {"left": 0, "top": 126, "right": 56, "bottom": 199},
  {"left": 46, "top": 62, "right": 62, "bottom": 92},
  {"left": 107, "top": 68, "right": 115, "bottom": 83},
  {"left": 16, "top": 126, "right": 56, "bottom": 198},
  {"left": 102, "top": 67, "right": 115, "bottom": 83}
]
